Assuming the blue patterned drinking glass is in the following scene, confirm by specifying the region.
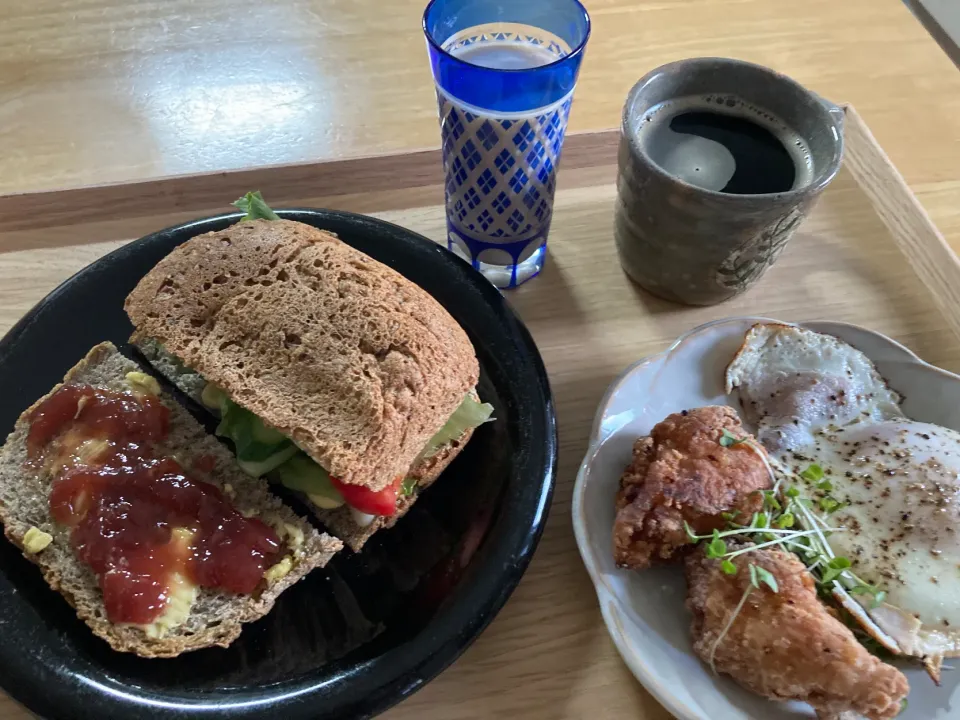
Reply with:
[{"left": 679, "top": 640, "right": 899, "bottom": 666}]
[{"left": 423, "top": 0, "right": 590, "bottom": 288}]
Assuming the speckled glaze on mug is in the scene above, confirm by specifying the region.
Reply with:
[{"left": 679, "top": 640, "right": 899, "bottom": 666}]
[{"left": 614, "top": 58, "right": 844, "bottom": 306}]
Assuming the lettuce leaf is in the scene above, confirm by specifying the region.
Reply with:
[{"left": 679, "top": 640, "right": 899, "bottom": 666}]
[
  {"left": 232, "top": 191, "right": 280, "bottom": 221},
  {"left": 422, "top": 395, "right": 494, "bottom": 455},
  {"left": 215, "top": 398, "right": 295, "bottom": 475}
]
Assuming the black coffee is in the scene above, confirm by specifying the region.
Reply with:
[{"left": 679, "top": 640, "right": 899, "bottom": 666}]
[{"left": 637, "top": 95, "right": 813, "bottom": 195}]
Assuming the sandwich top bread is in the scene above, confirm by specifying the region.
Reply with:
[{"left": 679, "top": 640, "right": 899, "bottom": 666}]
[
  {"left": 0, "top": 342, "right": 341, "bottom": 657},
  {"left": 126, "top": 212, "right": 493, "bottom": 550},
  {"left": 125, "top": 219, "right": 480, "bottom": 493}
]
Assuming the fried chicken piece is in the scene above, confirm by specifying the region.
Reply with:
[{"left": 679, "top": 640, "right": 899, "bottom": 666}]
[
  {"left": 685, "top": 547, "right": 909, "bottom": 720},
  {"left": 613, "top": 406, "right": 770, "bottom": 569}
]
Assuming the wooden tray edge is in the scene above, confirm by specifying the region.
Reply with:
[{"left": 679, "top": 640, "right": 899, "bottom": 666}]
[
  {"left": 0, "top": 132, "right": 618, "bottom": 234},
  {"left": 842, "top": 104, "right": 960, "bottom": 340},
  {"left": 3, "top": 104, "right": 958, "bottom": 346}
]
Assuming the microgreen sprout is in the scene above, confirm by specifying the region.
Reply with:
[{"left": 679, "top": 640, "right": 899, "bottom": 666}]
[
  {"left": 706, "top": 530, "right": 727, "bottom": 559},
  {"left": 705, "top": 558, "right": 779, "bottom": 674},
  {"left": 688, "top": 446, "right": 891, "bottom": 662},
  {"left": 848, "top": 582, "right": 887, "bottom": 608},
  {"left": 719, "top": 429, "right": 747, "bottom": 447},
  {"left": 819, "top": 496, "right": 846, "bottom": 514},
  {"left": 708, "top": 584, "right": 752, "bottom": 674},
  {"left": 820, "top": 556, "right": 851, "bottom": 584},
  {"left": 690, "top": 454, "right": 888, "bottom": 642},
  {"left": 750, "top": 563, "right": 779, "bottom": 593},
  {"left": 762, "top": 490, "right": 781, "bottom": 511}
]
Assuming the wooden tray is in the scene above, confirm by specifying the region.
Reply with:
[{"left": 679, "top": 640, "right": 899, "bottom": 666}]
[{"left": 1, "top": 107, "right": 959, "bottom": 720}]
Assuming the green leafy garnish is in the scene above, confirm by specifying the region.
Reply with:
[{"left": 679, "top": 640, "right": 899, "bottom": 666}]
[
  {"left": 216, "top": 397, "right": 297, "bottom": 475},
  {"left": 750, "top": 564, "right": 779, "bottom": 593},
  {"left": 848, "top": 582, "right": 886, "bottom": 608},
  {"left": 819, "top": 497, "right": 845, "bottom": 514},
  {"left": 706, "top": 530, "right": 727, "bottom": 559},
  {"left": 719, "top": 429, "right": 746, "bottom": 447},
  {"left": 401, "top": 477, "right": 418, "bottom": 497},
  {"left": 821, "top": 556, "right": 852, "bottom": 584},
  {"left": 684, "top": 453, "right": 893, "bottom": 642},
  {"left": 233, "top": 191, "right": 280, "bottom": 221},
  {"left": 762, "top": 490, "right": 781, "bottom": 511}
]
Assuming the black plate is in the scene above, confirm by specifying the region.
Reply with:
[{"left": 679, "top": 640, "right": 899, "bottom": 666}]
[{"left": 0, "top": 210, "right": 556, "bottom": 720}]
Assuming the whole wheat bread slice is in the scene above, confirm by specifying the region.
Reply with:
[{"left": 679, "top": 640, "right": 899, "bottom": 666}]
[
  {"left": 125, "top": 219, "right": 479, "bottom": 492},
  {"left": 136, "top": 338, "right": 476, "bottom": 551},
  {"left": 0, "top": 342, "right": 342, "bottom": 658}
]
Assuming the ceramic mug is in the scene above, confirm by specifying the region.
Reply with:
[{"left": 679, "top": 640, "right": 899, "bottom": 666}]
[{"left": 614, "top": 57, "right": 844, "bottom": 306}]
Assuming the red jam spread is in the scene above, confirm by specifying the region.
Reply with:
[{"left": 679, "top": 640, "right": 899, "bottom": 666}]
[{"left": 27, "top": 384, "right": 281, "bottom": 625}]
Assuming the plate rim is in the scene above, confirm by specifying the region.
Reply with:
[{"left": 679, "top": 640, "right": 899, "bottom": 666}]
[
  {"left": 571, "top": 315, "right": 952, "bottom": 720},
  {"left": 0, "top": 208, "right": 559, "bottom": 720}
]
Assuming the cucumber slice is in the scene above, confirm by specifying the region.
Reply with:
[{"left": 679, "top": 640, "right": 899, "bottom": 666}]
[
  {"left": 275, "top": 453, "right": 345, "bottom": 507},
  {"left": 236, "top": 444, "right": 298, "bottom": 478},
  {"left": 307, "top": 492, "right": 346, "bottom": 510},
  {"left": 423, "top": 394, "right": 494, "bottom": 455}
]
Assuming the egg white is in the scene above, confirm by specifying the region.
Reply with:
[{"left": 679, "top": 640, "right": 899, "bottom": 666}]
[
  {"left": 726, "top": 322, "right": 960, "bottom": 669},
  {"left": 794, "top": 421, "right": 960, "bottom": 653}
]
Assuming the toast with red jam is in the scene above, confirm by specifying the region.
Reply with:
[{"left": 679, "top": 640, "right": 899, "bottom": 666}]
[{"left": 0, "top": 342, "right": 341, "bottom": 657}]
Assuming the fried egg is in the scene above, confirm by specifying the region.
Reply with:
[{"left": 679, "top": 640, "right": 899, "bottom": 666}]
[{"left": 726, "top": 322, "right": 960, "bottom": 678}]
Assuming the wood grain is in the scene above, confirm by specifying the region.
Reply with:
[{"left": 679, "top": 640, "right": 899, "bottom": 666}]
[
  {"left": 0, "top": 115, "right": 958, "bottom": 720},
  {"left": 0, "top": 132, "right": 617, "bottom": 246},
  {"left": 843, "top": 106, "right": 960, "bottom": 343},
  {"left": 3, "top": 0, "right": 960, "bottom": 220}
]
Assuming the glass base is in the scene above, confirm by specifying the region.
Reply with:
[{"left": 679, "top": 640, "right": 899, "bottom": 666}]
[{"left": 448, "top": 239, "right": 546, "bottom": 289}]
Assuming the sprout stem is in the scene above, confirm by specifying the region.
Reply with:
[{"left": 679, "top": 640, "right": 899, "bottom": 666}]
[{"left": 709, "top": 584, "right": 753, "bottom": 674}]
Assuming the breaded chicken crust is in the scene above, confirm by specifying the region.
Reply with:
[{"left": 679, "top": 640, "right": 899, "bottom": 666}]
[
  {"left": 613, "top": 406, "right": 770, "bottom": 569},
  {"left": 685, "top": 547, "right": 909, "bottom": 720}
]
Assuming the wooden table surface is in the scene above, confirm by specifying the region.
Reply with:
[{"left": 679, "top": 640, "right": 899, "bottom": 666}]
[
  {"left": 3, "top": 1, "right": 960, "bottom": 719},
  {"left": 2, "top": 1, "right": 960, "bottom": 208}
]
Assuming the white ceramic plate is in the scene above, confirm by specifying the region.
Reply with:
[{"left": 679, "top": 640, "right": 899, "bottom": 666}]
[{"left": 572, "top": 316, "right": 960, "bottom": 720}]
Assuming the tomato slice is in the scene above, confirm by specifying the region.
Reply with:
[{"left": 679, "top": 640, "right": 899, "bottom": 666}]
[{"left": 330, "top": 475, "right": 401, "bottom": 517}]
